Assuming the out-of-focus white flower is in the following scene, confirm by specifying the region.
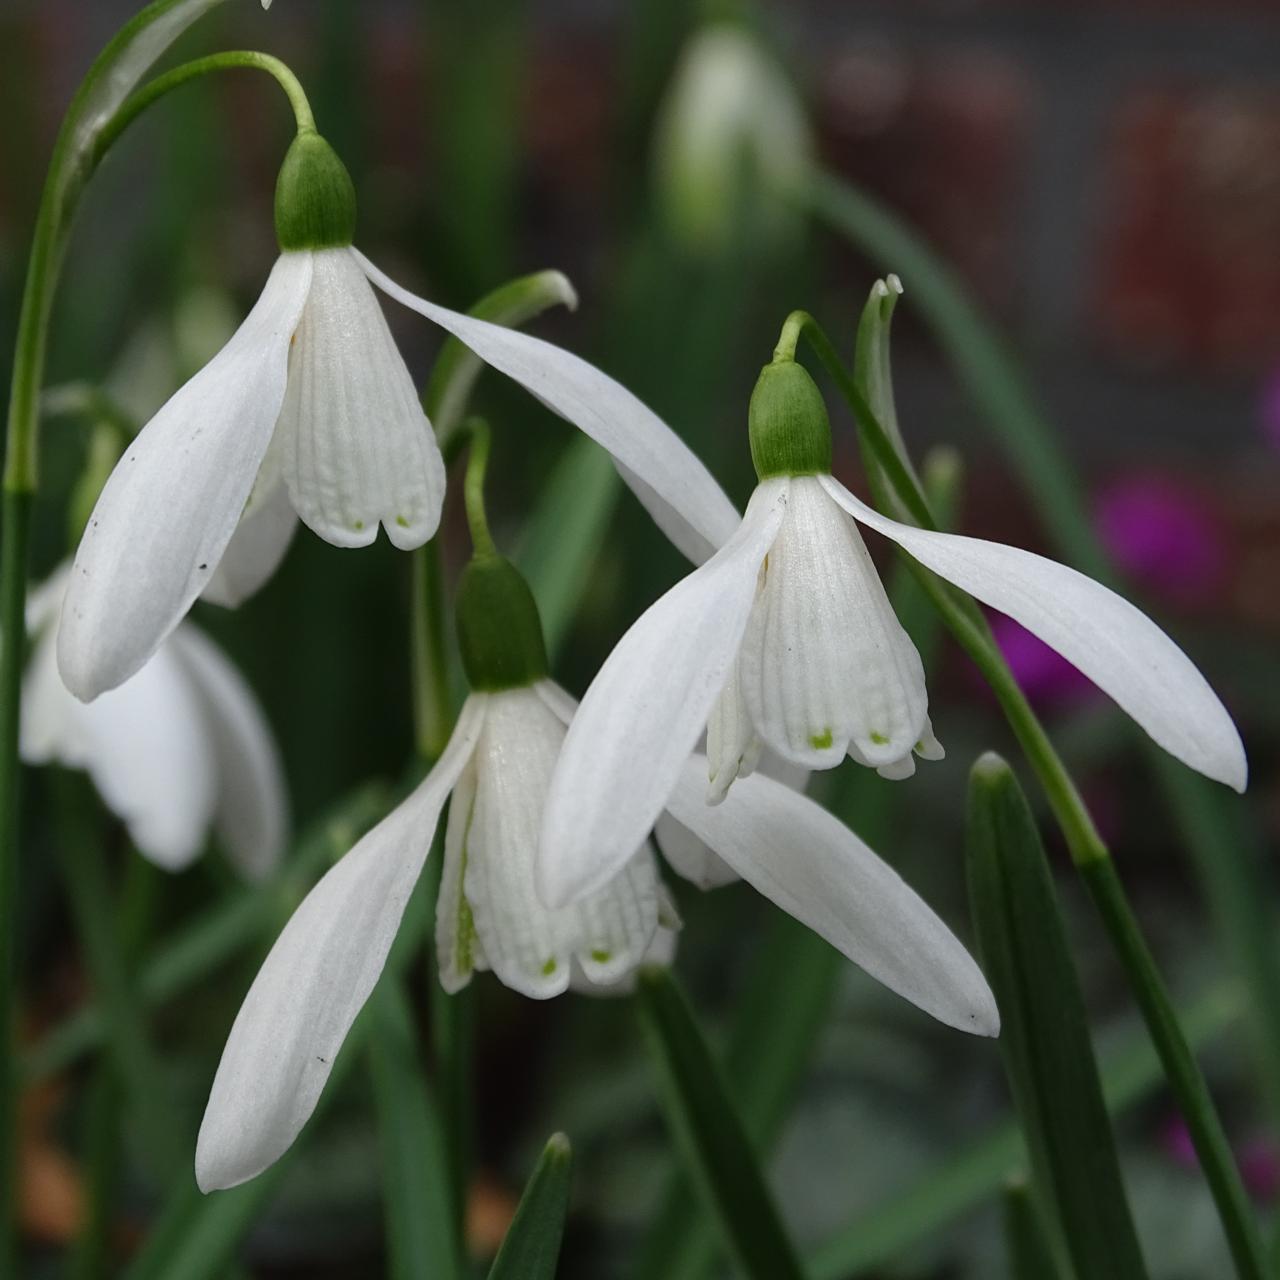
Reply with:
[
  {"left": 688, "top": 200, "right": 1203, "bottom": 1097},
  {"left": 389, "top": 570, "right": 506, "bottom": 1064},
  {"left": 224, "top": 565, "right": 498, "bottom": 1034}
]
[
  {"left": 21, "top": 566, "right": 286, "bottom": 879},
  {"left": 654, "top": 23, "right": 811, "bottom": 254}
]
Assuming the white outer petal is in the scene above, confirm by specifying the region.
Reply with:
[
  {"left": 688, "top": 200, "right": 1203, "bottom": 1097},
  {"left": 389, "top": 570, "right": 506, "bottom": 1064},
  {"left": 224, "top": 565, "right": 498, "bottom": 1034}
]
[
  {"left": 277, "top": 250, "right": 445, "bottom": 550},
  {"left": 354, "top": 249, "right": 741, "bottom": 563},
  {"left": 167, "top": 627, "right": 288, "bottom": 882},
  {"left": 658, "top": 748, "right": 806, "bottom": 890},
  {"left": 820, "top": 476, "right": 1248, "bottom": 793},
  {"left": 195, "top": 696, "right": 485, "bottom": 1192},
  {"left": 58, "top": 254, "right": 313, "bottom": 700},
  {"left": 667, "top": 758, "right": 999, "bottom": 1036},
  {"left": 539, "top": 481, "right": 788, "bottom": 909},
  {"left": 22, "top": 624, "right": 216, "bottom": 871},
  {"left": 201, "top": 480, "right": 298, "bottom": 608}
]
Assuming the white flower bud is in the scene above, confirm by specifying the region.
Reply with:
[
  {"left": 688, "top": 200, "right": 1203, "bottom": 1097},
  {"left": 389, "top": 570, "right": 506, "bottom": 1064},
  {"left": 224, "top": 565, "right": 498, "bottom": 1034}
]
[{"left": 653, "top": 24, "right": 812, "bottom": 256}]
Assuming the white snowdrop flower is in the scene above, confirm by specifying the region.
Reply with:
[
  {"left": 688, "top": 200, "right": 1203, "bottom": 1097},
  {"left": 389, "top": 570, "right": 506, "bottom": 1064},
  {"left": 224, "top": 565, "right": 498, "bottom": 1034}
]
[
  {"left": 58, "top": 129, "right": 740, "bottom": 703},
  {"left": 21, "top": 565, "right": 286, "bottom": 879},
  {"left": 539, "top": 357, "right": 1246, "bottom": 909},
  {"left": 195, "top": 555, "right": 671, "bottom": 1190},
  {"left": 654, "top": 23, "right": 811, "bottom": 254},
  {"left": 195, "top": 553, "right": 996, "bottom": 1192}
]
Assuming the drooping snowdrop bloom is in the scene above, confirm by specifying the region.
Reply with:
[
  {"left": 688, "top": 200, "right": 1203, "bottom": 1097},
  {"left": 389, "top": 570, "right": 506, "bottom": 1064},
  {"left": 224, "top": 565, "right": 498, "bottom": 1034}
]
[
  {"left": 21, "top": 565, "right": 286, "bottom": 878},
  {"left": 194, "top": 553, "right": 667, "bottom": 1189},
  {"left": 194, "top": 546, "right": 996, "bottom": 1191},
  {"left": 539, "top": 353, "right": 1247, "bottom": 908},
  {"left": 58, "top": 128, "right": 741, "bottom": 703}
]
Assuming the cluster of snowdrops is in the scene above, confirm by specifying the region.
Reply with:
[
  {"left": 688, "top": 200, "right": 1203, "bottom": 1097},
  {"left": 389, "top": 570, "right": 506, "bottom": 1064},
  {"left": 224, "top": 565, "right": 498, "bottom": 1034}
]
[{"left": 28, "top": 111, "right": 1247, "bottom": 1203}]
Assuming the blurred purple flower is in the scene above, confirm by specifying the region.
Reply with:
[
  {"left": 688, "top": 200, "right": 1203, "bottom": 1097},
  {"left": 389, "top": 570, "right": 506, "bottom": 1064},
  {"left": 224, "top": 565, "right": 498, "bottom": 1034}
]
[
  {"left": 989, "top": 614, "right": 1096, "bottom": 706},
  {"left": 1161, "top": 1115, "right": 1280, "bottom": 1203},
  {"left": 1094, "top": 475, "right": 1227, "bottom": 608}
]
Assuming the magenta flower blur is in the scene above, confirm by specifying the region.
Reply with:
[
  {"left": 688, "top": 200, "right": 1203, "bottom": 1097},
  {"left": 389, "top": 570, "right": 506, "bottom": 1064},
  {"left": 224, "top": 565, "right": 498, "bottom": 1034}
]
[
  {"left": 1095, "top": 475, "right": 1226, "bottom": 608},
  {"left": 991, "top": 615, "right": 1095, "bottom": 707}
]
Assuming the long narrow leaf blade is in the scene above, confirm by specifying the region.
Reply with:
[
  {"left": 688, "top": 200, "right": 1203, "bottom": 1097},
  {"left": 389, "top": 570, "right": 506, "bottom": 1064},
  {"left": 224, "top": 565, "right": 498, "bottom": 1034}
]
[
  {"left": 635, "top": 968, "right": 806, "bottom": 1280},
  {"left": 1003, "top": 1180, "right": 1065, "bottom": 1280},
  {"left": 967, "top": 752, "right": 1148, "bottom": 1280},
  {"left": 370, "top": 983, "right": 461, "bottom": 1280},
  {"left": 487, "top": 1133, "right": 574, "bottom": 1280}
]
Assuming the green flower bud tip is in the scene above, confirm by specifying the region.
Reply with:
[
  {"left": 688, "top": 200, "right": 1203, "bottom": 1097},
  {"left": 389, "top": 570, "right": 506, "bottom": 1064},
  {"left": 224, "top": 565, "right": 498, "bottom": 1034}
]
[
  {"left": 455, "top": 555, "right": 549, "bottom": 693},
  {"left": 748, "top": 358, "right": 833, "bottom": 480},
  {"left": 274, "top": 130, "right": 357, "bottom": 252}
]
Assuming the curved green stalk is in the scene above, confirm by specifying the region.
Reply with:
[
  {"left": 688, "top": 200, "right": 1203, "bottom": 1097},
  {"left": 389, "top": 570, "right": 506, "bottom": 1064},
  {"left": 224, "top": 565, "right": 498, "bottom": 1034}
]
[
  {"left": 91, "top": 51, "right": 314, "bottom": 164},
  {"left": 0, "top": 15, "right": 310, "bottom": 1258},
  {"left": 461, "top": 418, "right": 496, "bottom": 559},
  {"left": 795, "top": 304, "right": 1266, "bottom": 1277}
]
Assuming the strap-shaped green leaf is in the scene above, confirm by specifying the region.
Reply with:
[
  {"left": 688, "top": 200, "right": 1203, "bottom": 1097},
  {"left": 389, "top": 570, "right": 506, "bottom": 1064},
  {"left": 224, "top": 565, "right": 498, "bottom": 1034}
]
[
  {"left": 967, "top": 753, "right": 1147, "bottom": 1280},
  {"left": 636, "top": 968, "right": 806, "bottom": 1280},
  {"left": 1003, "top": 1180, "right": 1066, "bottom": 1280},
  {"left": 487, "top": 1133, "right": 574, "bottom": 1280},
  {"left": 370, "top": 983, "right": 462, "bottom": 1280}
]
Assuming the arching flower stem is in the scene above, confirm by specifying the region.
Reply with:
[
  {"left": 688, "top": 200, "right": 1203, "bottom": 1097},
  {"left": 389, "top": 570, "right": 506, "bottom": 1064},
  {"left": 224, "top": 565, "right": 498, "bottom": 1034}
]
[
  {"left": 461, "top": 418, "right": 497, "bottom": 560},
  {"left": 0, "top": 24, "right": 309, "bottom": 1259},
  {"left": 811, "top": 305, "right": 1267, "bottom": 1280},
  {"left": 92, "top": 51, "right": 314, "bottom": 162}
]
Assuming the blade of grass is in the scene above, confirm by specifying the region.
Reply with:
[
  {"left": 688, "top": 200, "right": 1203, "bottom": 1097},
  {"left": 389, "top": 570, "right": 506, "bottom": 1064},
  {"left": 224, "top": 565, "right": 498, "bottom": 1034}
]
[
  {"left": 369, "top": 982, "right": 461, "bottom": 1280},
  {"left": 968, "top": 753, "right": 1147, "bottom": 1280},
  {"left": 487, "top": 1133, "right": 575, "bottom": 1280},
  {"left": 1003, "top": 1181, "right": 1066, "bottom": 1280},
  {"left": 808, "top": 974, "right": 1243, "bottom": 1278},
  {"left": 636, "top": 968, "right": 807, "bottom": 1280}
]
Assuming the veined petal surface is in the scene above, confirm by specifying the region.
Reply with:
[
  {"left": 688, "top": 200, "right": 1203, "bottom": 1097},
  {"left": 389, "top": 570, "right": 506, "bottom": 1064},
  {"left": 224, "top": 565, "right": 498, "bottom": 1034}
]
[
  {"left": 58, "top": 253, "right": 313, "bottom": 700},
  {"left": 666, "top": 758, "right": 999, "bottom": 1036},
  {"left": 277, "top": 249, "right": 445, "bottom": 550},
  {"left": 23, "top": 620, "right": 216, "bottom": 871},
  {"left": 355, "top": 249, "right": 741, "bottom": 562},
  {"left": 740, "top": 477, "right": 928, "bottom": 770},
  {"left": 539, "top": 481, "right": 788, "bottom": 908},
  {"left": 168, "top": 627, "right": 288, "bottom": 882},
  {"left": 820, "top": 475, "right": 1248, "bottom": 792},
  {"left": 456, "top": 688, "right": 658, "bottom": 998},
  {"left": 195, "top": 696, "right": 485, "bottom": 1192}
]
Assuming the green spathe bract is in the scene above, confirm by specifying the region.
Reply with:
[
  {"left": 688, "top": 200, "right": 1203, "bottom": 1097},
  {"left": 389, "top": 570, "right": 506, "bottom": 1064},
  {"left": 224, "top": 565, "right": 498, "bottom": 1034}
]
[
  {"left": 748, "top": 359, "right": 832, "bottom": 481},
  {"left": 455, "top": 555, "right": 549, "bottom": 692},
  {"left": 274, "top": 130, "right": 357, "bottom": 253}
]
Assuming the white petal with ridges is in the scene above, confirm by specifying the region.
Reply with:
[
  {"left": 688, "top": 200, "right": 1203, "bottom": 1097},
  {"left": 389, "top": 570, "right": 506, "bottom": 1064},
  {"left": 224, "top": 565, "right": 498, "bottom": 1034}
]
[
  {"left": 706, "top": 657, "right": 762, "bottom": 804},
  {"left": 167, "top": 627, "right": 288, "bottom": 882},
  {"left": 277, "top": 249, "right": 444, "bottom": 550},
  {"left": 539, "top": 481, "right": 788, "bottom": 909},
  {"left": 58, "top": 253, "right": 313, "bottom": 700},
  {"left": 820, "top": 475, "right": 1248, "bottom": 793},
  {"left": 461, "top": 689, "right": 658, "bottom": 998},
  {"left": 740, "top": 477, "right": 928, "bottom": 770},
  {"left": 666, "top": 759, "right": 999, "bottom": 1036},
  {"left": 195, "top": 696, "right": 485, "bottom": 1192},
  {"left": 355, "top": 249, "right": 741, "bottom": 563}
]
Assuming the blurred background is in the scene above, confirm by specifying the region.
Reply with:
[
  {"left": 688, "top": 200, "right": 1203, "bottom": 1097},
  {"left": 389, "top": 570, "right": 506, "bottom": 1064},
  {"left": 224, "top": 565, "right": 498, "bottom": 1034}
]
[{"left": 1, "top": 0, "right": 1278, "bottom": 1275}]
